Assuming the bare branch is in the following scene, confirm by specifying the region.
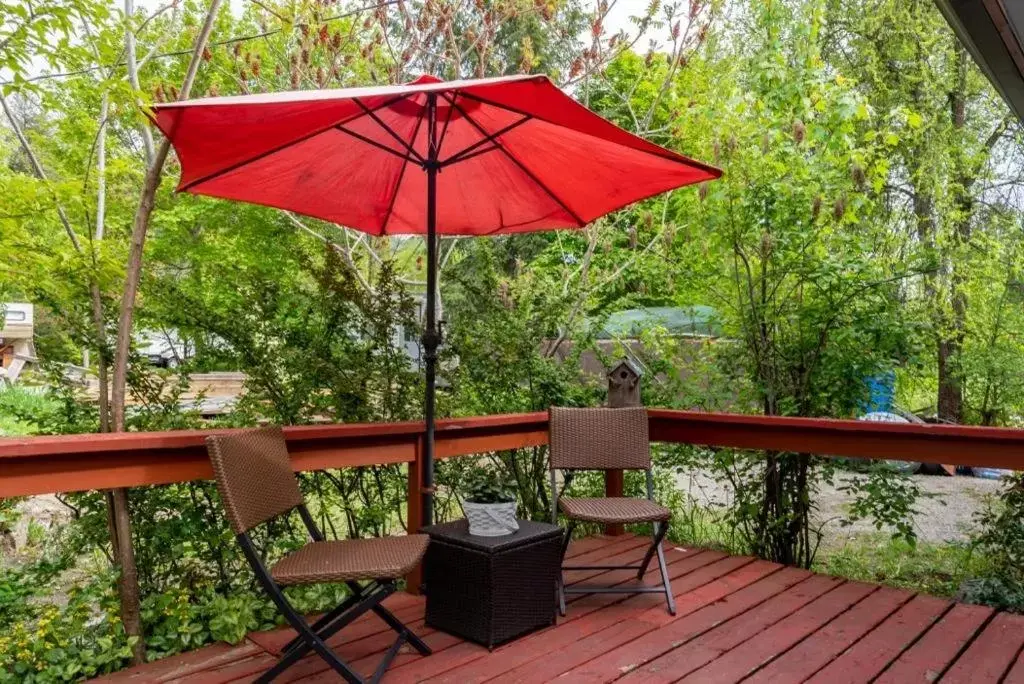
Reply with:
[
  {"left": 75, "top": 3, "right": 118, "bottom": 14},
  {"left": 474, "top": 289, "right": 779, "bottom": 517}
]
[
  {"left": 284, "top": 212, "right": 373, "bottom": 292},
  {"left": 125, "top": 0, "right": 155, "bottom": 165}
]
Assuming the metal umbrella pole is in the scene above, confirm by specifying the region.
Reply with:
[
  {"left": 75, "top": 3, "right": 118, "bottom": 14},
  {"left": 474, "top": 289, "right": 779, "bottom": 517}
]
[{"left": 421, "top": 93, "right": 439, "bottom": 526}]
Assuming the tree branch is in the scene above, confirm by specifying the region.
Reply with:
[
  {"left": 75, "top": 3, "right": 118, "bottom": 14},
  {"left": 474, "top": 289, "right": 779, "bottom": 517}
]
[{"left": 111, "top": 0, "right": 224, "bottom": 432}]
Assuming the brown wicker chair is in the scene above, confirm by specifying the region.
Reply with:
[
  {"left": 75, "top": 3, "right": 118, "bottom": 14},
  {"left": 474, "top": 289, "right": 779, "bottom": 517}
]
[
  {"left": 206, "top": 427, "right": 431, "bottom": 684},
  {"left": 548, "top": 406, "right": 675, "bottom": 615}
]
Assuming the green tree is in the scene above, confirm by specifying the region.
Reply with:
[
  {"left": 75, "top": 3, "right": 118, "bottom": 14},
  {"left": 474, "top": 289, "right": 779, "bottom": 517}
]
[{"left": 824, "top": 0, "right": 1020, "bottom": 425}]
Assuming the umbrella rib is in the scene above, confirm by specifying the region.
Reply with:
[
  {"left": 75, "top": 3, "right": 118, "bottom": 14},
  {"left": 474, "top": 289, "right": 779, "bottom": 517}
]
[
  {"left": 380, "top": 102, "right": 428, "bottom": 235},
  {"left": 439, "top": 114, "right": 531, "bottom": 167},
  {"left": 458, "top": 91, "right": 723, "bottom": 177},
  {"left": 435, "top": 92, "right": 458, "bottom": 156},
  {"left": 334, "top": 124, "right": 419, "bottom": 162},
  {"left": 441, "top": 92, "right": 586, "bottom": 227},
  {"left": 177, "top": 93, "right": 414, "bottom": 192},
  {"left": 354, "top": 98, "right": 425, "bottom": 165},
  {"left": 441, "top": 144, "right": 499, "bottom": 166}
]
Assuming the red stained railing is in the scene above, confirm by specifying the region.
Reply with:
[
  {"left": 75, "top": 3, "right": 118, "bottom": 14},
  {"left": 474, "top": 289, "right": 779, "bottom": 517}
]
[
  {"left": 647, "top": 409, "right": 1024, "bottom": 469},
  {"left": 4, "top": 408, "right": 1022, "bottom": 592},
  {"left": 5, "top": 409, "right": 1024, "bottom": 500},
  {"left": 4, "top": 408, "right": 1024, "bottom": 524}
]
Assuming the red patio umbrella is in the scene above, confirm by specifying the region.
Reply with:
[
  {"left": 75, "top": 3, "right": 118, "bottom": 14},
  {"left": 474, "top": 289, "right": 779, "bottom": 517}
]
[{"left": 151, "top": 74, "right": 720, "bottom": 524}]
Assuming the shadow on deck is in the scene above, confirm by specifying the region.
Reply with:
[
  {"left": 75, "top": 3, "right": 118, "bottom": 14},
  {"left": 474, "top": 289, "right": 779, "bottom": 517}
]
[{"left": 93, "top": 534, "right": 1024, "bottom": 683}]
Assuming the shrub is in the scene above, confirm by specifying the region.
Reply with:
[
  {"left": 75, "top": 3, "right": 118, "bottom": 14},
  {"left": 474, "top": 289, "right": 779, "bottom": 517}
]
[{"left": 968, "top": 473, "right": 1024, "bottom": 612}]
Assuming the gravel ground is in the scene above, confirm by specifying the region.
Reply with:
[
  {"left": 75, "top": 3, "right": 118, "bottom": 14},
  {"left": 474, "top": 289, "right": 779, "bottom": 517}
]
[{"left": 674, "top": 469, "right": 1005, "bottom": 549}]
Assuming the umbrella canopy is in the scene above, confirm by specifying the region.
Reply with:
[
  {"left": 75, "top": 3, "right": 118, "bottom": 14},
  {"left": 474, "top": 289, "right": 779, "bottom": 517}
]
[
  {"left": 151, "top": 74, "right": 719, "bottom": 235},
  {"left": 151, "top": 73, "right": 720, "bottom": 527}
]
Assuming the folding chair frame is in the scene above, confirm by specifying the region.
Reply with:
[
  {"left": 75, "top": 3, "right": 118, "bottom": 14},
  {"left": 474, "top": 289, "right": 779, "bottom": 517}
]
[
  {"left": 240, "top": 504, "right": 431, "bottom": 684},
  {"left": 551, "top": 468, "right": 676, "bottom": 616}
]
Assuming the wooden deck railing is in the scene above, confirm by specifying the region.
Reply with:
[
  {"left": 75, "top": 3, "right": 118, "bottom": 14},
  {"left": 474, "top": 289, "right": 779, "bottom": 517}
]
[
  {"left": 6, "top": 409, "right": 1024, "bottom": 496},
  {"left": 5, "top": 408, "right": 1024, "bottom": 604},
  {"left": 5, "top": 408, "right": 1024, "bottom": 522}
]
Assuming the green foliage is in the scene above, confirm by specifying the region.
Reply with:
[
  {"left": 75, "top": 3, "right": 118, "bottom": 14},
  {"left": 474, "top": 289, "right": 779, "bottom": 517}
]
[
  {"left": 837, "top": 465, "right": 924, "bottom": 545},
  {"left": 0, "top": 578, "right": 136, "bottom": 684},
  {"left": 817, "top": 534, "right": 987, "bottom": 599},
  {"left": 967, "top": 474, "right": 1024, "bottom": 611},
  {"left": 441, "top": 238, "right": 603, "bottom": 520},
  {"left": 461, "top": 467, "right": 516, "bottom": 504},
  {"left": 0, "top": 375, "right": 98, "bottom": 436}
]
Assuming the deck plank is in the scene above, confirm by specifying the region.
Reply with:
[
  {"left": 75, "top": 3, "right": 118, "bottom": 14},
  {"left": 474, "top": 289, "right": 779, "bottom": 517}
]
[
  {"left": 675, "top": 580, "right": 878, "bottom": 684},
  {"left": 743, "top": 586, "right": 913, "bottom": 683},
  {"left": 613, "top": 574, "right": 843, "bottom": 683},
  {"left": 96, "top": 641, "right": 266, "bottom": 683},
  {"left": 565, "top": 566, "right": 818, "bottom": 684},
  {"left": 421, "top": 552, "right": 753, "bottom": 684},
  {"left": 873, "top": 602, "right": 994, "bottom": 684},
  {"left": 1000, "top": 642, "right": 1024, "bottom": 684},
  {"left": 485, "top": 560, "right": 785, "bottom": 684},
  {"left": 87, "top": 537, "right": 1024, "bottom": 684},
  {"left": 940, "top": 612, "right": 1024, "bottom": 683},
  {"left": 804, "top": 594, "right": 951, "bottom": 684}
]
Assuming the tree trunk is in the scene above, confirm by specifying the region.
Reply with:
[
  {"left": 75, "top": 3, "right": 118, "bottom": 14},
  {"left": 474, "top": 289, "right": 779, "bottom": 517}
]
[
  {"left": 106, "top": 0, "right": 225, "bottom": 663},
  {"left": 110, "top": 0, "right": 224, "bottom": 430},
  {"left": 110, "top": 489, "right": 144, "bottom": 664},
  {"left": 936, "top": 45, "right": 972, "bottom": 425}
]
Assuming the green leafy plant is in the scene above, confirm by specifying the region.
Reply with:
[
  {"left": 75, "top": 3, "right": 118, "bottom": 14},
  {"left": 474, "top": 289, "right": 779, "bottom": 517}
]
[
  {"left": 966, "top": 474, "right": 1024, "bottom": 612},
  {"left": 462, "top": 468, "right": 516, "bottom": 505}
]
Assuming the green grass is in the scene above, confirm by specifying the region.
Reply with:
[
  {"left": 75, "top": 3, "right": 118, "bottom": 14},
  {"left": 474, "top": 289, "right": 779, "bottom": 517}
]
[
  {"left": 814, "top": 533, "right": 991, "bottom": 599},
  {"left": 667, "top": 503, "right": 748, "bottom": 555},
  {"left": 0, "top": 386, "right": 58, "bottom": 436},
  {"left": 0, "top": 414, "right": 36, "bottom": 436}
]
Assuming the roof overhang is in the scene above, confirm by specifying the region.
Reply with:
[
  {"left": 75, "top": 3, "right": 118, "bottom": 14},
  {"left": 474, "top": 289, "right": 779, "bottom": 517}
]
[{"left": 935, "top": 0, "right": 1024, "bottom": 121}]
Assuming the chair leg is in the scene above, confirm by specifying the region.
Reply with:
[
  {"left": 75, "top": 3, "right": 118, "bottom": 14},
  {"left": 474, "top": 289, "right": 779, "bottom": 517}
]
[
  {"left": 655, "top": 536, "right": 676, "bottom": 616},
  {"left": 350, "top": 581, "right": 431, "bottom": 656},
  {"left": 557, "top": 520, "right": 576, "bottom": 617},
  {"left": 280, "top": 583, "right": 369, "bottom": 655},
  {"left": 638, "top": 521, "right": 669, "bottom": 579},
  {"left": 371, "top": 630, "right": 410, "bottom": 684},
  {"left": 558, "top": 519, "right": 676, "bottom": 616},
  {"left": 255, "top": 580, "right": 364, "bottom": 684},
  {"left": 313, "top": 582, "right": 394, "bottom": 646},
  {"left": 237, "top": 535, "right": 428, "bottom": 683}
]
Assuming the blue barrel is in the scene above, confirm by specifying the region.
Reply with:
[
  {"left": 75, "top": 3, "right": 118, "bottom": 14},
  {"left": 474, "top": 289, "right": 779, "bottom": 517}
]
[{"left": 861, "top": 371, "right": 896, "bottom": 414}]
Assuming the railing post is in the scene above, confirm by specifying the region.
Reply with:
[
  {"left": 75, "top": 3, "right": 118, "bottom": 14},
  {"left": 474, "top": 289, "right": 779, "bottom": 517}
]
[
  {"left": 606, "top": 359, "right": 642, "bottom": 536},
  {"left": 405, "top": 435, "right": 424, "bottom": 594}
]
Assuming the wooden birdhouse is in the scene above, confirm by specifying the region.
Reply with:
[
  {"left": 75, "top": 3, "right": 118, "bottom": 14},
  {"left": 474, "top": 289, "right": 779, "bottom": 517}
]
[{"left": 607, "top": 358, "right": 642, "bottom": 408}]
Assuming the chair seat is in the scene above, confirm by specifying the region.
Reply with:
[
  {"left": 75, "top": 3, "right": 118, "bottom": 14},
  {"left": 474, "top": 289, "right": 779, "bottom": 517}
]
[
  {"left": 559, "top": 497, "right": 670, "bottom": 524},
  {"left": 271, "top": 534, "right": 429, "bottom": 586}
]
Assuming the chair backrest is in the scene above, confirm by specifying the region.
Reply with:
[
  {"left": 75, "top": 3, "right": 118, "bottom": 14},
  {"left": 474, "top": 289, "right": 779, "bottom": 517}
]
[
  {"left": 548, "top": 406, "right": 651, "bottom": 471},
  {"left": 206, "top": 426, "right": 304, "bottom": 534}
]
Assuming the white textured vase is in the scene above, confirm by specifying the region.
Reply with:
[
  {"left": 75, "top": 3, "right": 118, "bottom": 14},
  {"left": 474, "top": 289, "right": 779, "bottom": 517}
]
[{"left": 463, "top": 501, "right": 519, "bottom": 536}]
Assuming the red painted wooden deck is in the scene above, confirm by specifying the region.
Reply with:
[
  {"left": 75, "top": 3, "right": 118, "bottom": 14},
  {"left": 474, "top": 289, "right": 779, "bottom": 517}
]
[{"left": 94, "top": 535, "right": 1024, "bottom": 684}]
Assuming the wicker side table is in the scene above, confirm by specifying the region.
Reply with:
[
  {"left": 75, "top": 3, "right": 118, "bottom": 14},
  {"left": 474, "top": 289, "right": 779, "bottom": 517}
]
[{"left": 420, "top": 519, "right": 562, "bottom": 649}]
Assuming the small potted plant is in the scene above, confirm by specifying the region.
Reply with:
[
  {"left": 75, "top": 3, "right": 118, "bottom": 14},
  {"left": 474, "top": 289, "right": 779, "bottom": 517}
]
[{"left": 461, "top": 468, "right": 519, "bottom": 536}]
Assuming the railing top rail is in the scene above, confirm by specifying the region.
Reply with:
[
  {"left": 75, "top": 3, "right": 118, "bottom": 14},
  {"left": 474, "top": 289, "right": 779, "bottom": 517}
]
[
  {"left": 0, "top": 412, "right": 548, "bottom": 460},
  {"left": 0, "top": 412, "right": 549, "bottom": 498},
  {"left": 5, "top": 408, "right": 1024, "bottom": 498},
  {"left": 647, "top": 408, "right": 1024, "bottom": 442},
  {"left": 648, "top": 409, "right": 1024, "bottom": 470}
]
